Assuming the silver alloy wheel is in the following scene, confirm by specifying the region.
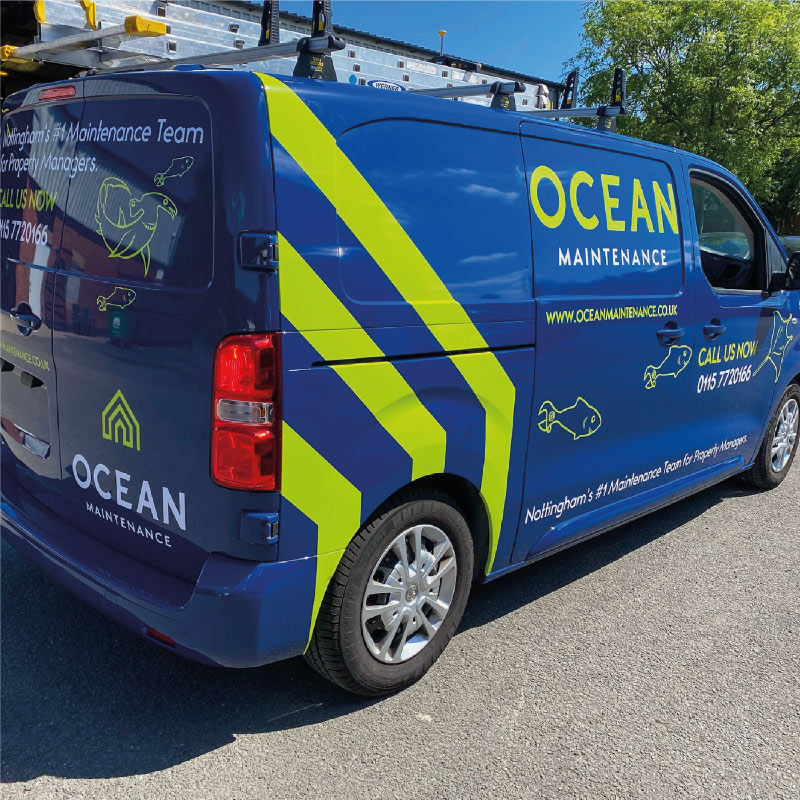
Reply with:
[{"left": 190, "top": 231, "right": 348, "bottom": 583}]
[
  {"left": 361, "top": 524, "right": 458, "bottom": 664},
  {"left": 771, "top": 398, "right": 799, "bottom": 473}
]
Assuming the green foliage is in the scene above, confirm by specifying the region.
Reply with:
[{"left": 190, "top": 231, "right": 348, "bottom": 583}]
[{"left": 571, "top": 0, "right": 800, "bottom": 232}]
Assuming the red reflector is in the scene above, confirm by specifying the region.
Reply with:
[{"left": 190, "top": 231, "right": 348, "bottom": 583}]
[
  {"left": 146, "top": 627, "right": 175, "bottom": 646},
  {"left": 212, "top": 425, "right": 277, "bottom": 490},
  {"left": 39, "top": 85, "right": 77, "bottom": 101},
  {"left": 212, "top": 333, "right": 281, "bottom": 491}
]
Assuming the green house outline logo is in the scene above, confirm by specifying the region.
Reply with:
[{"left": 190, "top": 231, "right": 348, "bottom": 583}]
[{"left": 101, "top": 390, "right": 141, "bottom": 451}]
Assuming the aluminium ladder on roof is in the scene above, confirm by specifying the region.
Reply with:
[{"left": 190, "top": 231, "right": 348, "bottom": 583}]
[
  {"left": 3, "top": 1, "right": 627, "bottom": 126},
  {"left": 0, "top": 0, "right": 557, "bottom": 109},
  {"left": 0, "top": 14, "right": 168, "bottom": 65}
]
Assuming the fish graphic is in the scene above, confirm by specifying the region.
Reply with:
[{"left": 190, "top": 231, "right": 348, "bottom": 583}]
[
  {"left": 97, "top": 287, "right": 137, "bottom": 311},
  {"left": 95, "top": 177, "right": 177, "bottom": 276},
  {"left": 154, "top": 156, "right": 194, "bottom": 187},
  {"left": 538, "top": 397, "right": 602, "bottom": 440},
  {"left": 753, "top": 311, "right": 796, "bottom": 382},
  {"left": 644, "top": 344, "right": 693, "bottom": 389}
]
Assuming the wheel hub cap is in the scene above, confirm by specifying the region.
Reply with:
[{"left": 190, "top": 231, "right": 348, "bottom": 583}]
[
  {"left": 771, "top": 398, "right": 798, "bottom": 473},
  {"left": 361, "top": 523, "right": 458, "bottom": 664}
]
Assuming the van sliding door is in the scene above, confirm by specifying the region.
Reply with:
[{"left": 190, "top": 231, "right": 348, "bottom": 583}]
[{"left": 514, "top": 125, "right": 694, "bottom": 561}]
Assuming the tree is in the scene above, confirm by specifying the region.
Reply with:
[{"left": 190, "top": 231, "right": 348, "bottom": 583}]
[{"left": 571, "top": 0, "right": 800, "bottom": 232}]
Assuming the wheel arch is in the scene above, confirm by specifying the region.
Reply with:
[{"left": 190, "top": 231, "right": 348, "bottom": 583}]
[{"left": 361, "top": 473, "right": 491, "bottom": 582}]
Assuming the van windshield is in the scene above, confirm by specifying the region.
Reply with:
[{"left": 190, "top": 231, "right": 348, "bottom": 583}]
[{"left": 59, "top": 96, "right": 213, "bottom": 289}]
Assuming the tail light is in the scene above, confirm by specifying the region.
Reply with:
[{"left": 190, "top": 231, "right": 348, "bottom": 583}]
[{"left": 212, "top": 334, "right": 280, "bottom": 490}]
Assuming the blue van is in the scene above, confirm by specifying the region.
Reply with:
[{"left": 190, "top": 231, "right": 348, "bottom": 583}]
[{"left": 2, "top": 68, "right": 799, "bottom": 696}]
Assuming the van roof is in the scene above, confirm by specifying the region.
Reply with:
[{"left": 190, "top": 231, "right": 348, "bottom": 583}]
[
  {"left": 4, "top": 67, "right": 728, "bottom": 181},
  {"left": 249, "top": 71, "right": 726, "bottom": 173}
]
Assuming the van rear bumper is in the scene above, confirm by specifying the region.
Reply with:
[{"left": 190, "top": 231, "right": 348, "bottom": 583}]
[{"left": 1, "top": 499, "right": 316, "bottom": 668}]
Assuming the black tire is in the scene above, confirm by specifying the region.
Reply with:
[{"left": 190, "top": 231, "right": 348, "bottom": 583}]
[
  {"left": 305, "top": 488, "right": 474, "bottom": 696},
  {"left": 742, "top": 383, "right": 800, "bottom": 489}
]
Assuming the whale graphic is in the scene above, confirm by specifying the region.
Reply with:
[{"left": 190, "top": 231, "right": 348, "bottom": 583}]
[{"left": 95, "top": 177, "right": 177, "bottom": 276}]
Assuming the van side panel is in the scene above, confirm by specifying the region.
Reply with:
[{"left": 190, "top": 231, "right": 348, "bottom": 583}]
[
  {"left": 514, "top": 126, "right": 697, "bottom": 562},
  {"left": 262, "top": 75, "right": 536, "bottom": 630}
]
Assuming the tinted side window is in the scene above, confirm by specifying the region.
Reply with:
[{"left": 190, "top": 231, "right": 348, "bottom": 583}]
[
  {"left": 519, "top": 131, "right": 684, "bottom": 298},
  {"left": 690, "top": 175, "right": 762, "bottom": 292},
  {"left": 59, "top": 97, "right": 213, "bottom": 289},
  {"left": 337, "top": 120, "right": 532, "bottom": 305}
]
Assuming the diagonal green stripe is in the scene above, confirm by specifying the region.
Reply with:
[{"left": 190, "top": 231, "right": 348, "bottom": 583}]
[
  {"left": 279, "top": 233, "right": 446, "bottom": 480},
  {"left": 259, "top": 73, "right": 515, "bottom": 572},
  {"left": 281, "top": 422, "right": 361, "bottom": 645}
]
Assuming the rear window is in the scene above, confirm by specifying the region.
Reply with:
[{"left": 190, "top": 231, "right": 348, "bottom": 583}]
[
  {"left": 58, "top": 96, "right": 213, "bottom": 289},
  {"left": 1, "top": 100, "right": 81, "bottom": 270}
]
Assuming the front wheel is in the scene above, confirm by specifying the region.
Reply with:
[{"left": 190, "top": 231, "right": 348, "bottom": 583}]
[
  {"left": 305, "top": 489, "right": 474, "bottom": 696},
  {"left": 743, "top": 384, "right": 800, "bottom": 489}
]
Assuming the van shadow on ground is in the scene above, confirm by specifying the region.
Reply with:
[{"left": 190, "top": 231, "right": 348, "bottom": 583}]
[{"left": 0, "top": 479, "right": 756, "bottom": 783}]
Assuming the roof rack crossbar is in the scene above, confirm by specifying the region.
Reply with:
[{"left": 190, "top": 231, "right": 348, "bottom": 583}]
[
  {"left": 523, "top": 68, "right": 627, "bottom": 130},
  {"left": 523, "top": 105, "right": 624, "bottom": 119},
  {"left": 410, "top": 80, "right": 524, "bottom": 100}
]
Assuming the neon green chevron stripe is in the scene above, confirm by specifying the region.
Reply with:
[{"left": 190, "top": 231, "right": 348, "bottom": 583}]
[
  {"left": 281, "top": 422, "right": 361, "bottom": 644},
  {"left": 258, "top": 73, "right": 515, "bottom": 572},
  {"left": 279, "top": 233, "right": 446, "bottom": 480}
]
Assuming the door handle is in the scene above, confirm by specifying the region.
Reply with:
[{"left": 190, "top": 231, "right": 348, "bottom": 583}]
[
  {"left": 9, "top": 305, "right": 41, "bottom": 335},
  {"left": 703, "top": 319, "right": 727, "bottom": 341},
  {"left": 656, "top": 322, "right": 685, "bottom": 346}
]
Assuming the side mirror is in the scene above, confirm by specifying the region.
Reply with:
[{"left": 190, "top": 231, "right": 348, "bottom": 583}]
[{"left": 787, "top": 252, "right": 800, "bottom": 290}]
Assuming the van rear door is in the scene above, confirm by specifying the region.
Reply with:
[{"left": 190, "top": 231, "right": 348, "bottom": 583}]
[
  {"left": 50, "top": 89, "right": 217, "bottom": 583},
  {"left": 1, "top": 92, "right": 80, "bottom": 511}
]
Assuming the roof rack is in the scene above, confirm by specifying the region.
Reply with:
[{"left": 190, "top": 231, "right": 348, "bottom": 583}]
[
  {"left": 411, "top": 80, "right": 528, "bottom": 110},
  {"left": 523, "top": 68, "right": 628, "bottom": 131}
]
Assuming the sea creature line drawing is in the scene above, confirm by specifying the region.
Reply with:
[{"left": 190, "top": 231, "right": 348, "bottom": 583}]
[
  {"left": 753, "top": 310, "right": 796, "bottom": 382},
  {"left": 154, "top": 155, "right": 194, "bottom": 187},
  {"left": 95, "top": 177, "right": 177, "bottom": 276},
  {"left": 97, "top": 287, "right": 137, "bottom": 311},
  {"left": 644, "top": 344, "right": 693, "bottom": 389},
  {"left": 538, "top": 397, "right": 602, "bottom": 440}
]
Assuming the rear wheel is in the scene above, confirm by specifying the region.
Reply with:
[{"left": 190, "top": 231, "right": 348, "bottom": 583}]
[
  {"left": 743, "top": 384, "right": 800, "bottom": 489},
  {"left": 305, "top": 489, "right": 474, "bottom": 696}
]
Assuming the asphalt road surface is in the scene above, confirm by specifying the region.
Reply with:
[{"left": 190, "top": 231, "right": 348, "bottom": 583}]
[{"left": 2, "top": 469, "right": 798, "bottom": 800}]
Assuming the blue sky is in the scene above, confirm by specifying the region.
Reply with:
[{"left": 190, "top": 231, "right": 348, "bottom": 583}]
[{"left": 280, "top": 1, "right": 586, "bottom": 82}]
